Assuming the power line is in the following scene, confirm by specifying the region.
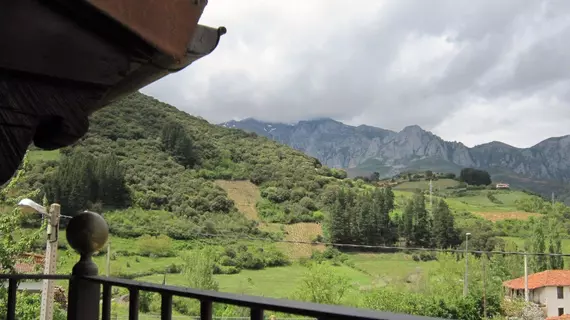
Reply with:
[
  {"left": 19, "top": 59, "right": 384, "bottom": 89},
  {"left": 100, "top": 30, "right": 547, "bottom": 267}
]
[
  {"left": 29, "top": 214, "right": 569, "bottom": 258},
  {"left": 156, "top": 230, "right": 570, "bottom": 257}
]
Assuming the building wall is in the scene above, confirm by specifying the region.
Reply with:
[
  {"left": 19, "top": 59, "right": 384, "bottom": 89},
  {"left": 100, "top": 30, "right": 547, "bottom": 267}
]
[
  {"left": 1, "top": 281, "right": 42, "bottom": 292},
  {"left": 538, "top": 286, "right": 570, "bottom": 317}
]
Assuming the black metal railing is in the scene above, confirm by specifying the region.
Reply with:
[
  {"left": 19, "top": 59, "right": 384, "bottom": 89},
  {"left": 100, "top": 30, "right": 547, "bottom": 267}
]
[
  {"left": 0, "top": 274, "right": 71, "bottom": 320},
  {"left": 0, "top": 273, "right": 444, "bottom": 320}
]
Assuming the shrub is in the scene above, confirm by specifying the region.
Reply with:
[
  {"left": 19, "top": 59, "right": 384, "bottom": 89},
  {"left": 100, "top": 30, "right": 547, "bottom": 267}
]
[
  {"left": 137, "top": 234, "right": 175, "bottom": 257},
  {"left": 299, "top": 197, "right": 317, "bottom": 211},
  {"left": 261, "top": 187, "right": 290, "bottom": 203}
]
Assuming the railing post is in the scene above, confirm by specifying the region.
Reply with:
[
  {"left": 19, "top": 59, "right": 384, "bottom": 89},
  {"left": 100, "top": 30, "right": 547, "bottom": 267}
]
[{"left": 65, "top": 211, "right": 109, "bottom": 320}]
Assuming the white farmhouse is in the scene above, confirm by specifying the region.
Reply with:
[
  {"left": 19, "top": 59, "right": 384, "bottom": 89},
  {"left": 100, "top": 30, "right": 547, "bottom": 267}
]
[{"left": 504, "top": 270, "right": 570, "bottom": 318}]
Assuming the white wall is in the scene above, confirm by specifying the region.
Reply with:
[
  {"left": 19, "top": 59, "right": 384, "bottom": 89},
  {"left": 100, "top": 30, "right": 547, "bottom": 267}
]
[
  {"left": 537, "top": 286, "right": 570, "bottom": 317},
  {"left": 0, "top": 281, "right": 42, "bottom": 292}
]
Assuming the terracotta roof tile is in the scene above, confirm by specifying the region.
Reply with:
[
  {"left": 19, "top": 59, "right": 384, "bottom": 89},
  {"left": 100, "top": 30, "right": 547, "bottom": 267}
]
[
  {"left": 503, "top": 270, "right": 570, "bottom": 290},
  {"left": 14, "top": 262, "right": 39, "bottom": 274},
  {"left": 546, "top": 314, "right": 570, "bottom": 320}
]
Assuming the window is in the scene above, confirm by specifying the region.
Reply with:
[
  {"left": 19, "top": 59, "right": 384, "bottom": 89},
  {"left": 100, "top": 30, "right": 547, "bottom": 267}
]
[
  {"left": 559, "top": 308, "right": 564, "bottom": 316},
  {"left": 558, "top": 286, "right": 564, "bottom": 299}
]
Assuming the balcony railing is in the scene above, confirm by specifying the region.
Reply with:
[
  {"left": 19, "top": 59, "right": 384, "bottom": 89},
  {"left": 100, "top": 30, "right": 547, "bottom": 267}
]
[{"left": 1, "top": 212, "right": 446, "bottom": 320}]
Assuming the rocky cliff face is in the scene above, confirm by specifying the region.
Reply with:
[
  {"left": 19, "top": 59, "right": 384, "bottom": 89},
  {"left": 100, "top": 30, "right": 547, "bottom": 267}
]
[{"left": 221, "top": 118, "right": 570, "bottom": 186}]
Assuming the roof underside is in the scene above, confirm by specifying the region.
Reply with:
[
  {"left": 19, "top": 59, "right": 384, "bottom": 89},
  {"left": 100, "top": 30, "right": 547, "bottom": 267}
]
[{"left": 0, "top": 0, "right": 224, "bottom": 185}]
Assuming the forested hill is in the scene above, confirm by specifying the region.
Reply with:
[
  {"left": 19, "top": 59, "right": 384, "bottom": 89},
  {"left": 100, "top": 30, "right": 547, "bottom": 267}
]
[{"left": 13, "top": 93, "right": 353, "bottom": 236}]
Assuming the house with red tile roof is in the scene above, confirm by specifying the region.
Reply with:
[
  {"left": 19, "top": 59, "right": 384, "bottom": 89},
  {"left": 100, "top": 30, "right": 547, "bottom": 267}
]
[{"left": 504, "top": 270, "right": 570, "bottom": 318}]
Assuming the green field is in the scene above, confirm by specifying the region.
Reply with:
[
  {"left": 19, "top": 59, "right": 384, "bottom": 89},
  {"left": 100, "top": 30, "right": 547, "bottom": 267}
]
[
  {"left": 27, "top": 150, "right": 60, "bottom": 162},
  {"left": 393, "top": 178, "right": 460, "bottom": 191}
]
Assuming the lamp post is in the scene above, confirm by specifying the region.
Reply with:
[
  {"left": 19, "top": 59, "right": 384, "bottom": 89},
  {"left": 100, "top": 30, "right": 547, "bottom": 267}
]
[
  {"left": 463, "top": 232, "right": 471, "bottom": 297},
  {"left": 18, "top": 198, "right": 60, "bottom": 320}
]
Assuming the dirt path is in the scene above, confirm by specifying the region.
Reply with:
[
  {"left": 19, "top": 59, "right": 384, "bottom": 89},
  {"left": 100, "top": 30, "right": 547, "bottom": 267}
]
[
  {"left": 215, "top": 180, "right": 261, "bottom": 221},
  {"left": 280, "top": 223, "right": 325, "bottom": 258},
  {"left": 474, "top": 211, "right": 540, "bottom": 222},
  {"left": 215, "top": 180, "right": 325, "bottom": 259}
]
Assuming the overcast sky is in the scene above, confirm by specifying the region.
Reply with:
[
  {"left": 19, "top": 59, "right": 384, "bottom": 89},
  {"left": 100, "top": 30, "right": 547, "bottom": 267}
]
[{"left": 142, "top": 0, "right": 570, "bottom": 148}]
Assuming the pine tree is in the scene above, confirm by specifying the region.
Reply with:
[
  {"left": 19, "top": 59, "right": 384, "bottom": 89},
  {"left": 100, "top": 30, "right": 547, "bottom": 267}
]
[
  {"left": 432, "top": 199, "right": 458, "bottom": 248},
  {"left": 548, "top": 225, "right": 564, "bottom": 270},
  {"left": 531, "top": 220, "right": 548, "bottom": 272},
  {"left": 384, "top": 187, "right": 395, "bottom": 212},
  {"left": 411, "top": 191, "right": 431, "bottom": 247},
  {"left": 328, "top": 189, "right": 354, "bottom": 244},
  {"left": 160, "top": 122, "right": 197, "bottom": 168},
  {"left": 401, "top": 199, "right": 414, "bottom": 246},
  {"left": 357, "top": 193, "right": 373, "bottom": 245},
  {"left": 328, "top": 190, "right": 346, "bottom": 244},
  {"left": 348, "top": 192, "right": 362, "bottom": 244}
]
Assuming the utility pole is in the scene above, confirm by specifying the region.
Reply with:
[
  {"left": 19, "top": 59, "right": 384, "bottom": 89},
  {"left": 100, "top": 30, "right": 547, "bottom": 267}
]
[
  {"left": 106, "top": 242, "right": 111, "bottom": 277},
  {"left": 40, "top": 204, "right": 60, "bottom": 320},
  {"left": 483, "top": 255, "right": 487, "bottom": 319},
  {"left": 463, "top": 232, "right": 471, "bottom": 297},
  {"left": 524, "top": 254, "right": 529, "bottom": 302},
  {"left": 552, "top": 192, "right": 555, "bottom": 206},
  {"left": 429, "top": 180, "right": 433, "bottom": 208}
]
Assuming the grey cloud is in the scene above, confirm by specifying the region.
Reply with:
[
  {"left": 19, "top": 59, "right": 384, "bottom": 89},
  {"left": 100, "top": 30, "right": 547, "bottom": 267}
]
[{"left": 142, "top": 0, "right": 570, "bottom": 146}]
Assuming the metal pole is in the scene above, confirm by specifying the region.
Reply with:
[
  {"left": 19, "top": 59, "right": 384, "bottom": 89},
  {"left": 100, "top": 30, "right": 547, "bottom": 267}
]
[
  {"left": 429, "top": 180, "right": 433, "bottom": 208},
  {"left": 463, "top": 233, "right": 470, "bottom": 297},
  {"left": 524, "top": 254, "right": 529, "bottom": 301},
  {"left": 106, "top": 242, "right": 111, "bottom": 277},
  {"left": 483, "top": 255, "right": 487, "bottom": 319},
  {"left": 40, "top": 203, "right": 60, "bottom": 320}
]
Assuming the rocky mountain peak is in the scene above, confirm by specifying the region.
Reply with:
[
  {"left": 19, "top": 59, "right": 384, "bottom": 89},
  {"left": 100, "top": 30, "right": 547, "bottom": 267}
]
[{"left": 219, "top": 118, "right": 570, "bottom": 200}]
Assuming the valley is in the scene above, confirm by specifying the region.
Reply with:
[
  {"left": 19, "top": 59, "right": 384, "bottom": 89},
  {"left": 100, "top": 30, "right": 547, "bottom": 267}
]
[{"left": 3, "top": 93, "right": 569, "bottom": 319}]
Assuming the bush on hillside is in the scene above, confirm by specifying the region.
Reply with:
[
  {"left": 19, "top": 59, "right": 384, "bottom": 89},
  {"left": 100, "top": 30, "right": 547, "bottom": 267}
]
[
  {"left": 105, "top": 208, "right": 259, "bottom": 240},
  {"left": 137, "top": 235, "right": 175, "bottom": 257},
  {"left": 515, "top": 195, "right": 550, "bottom": 214},
  {"left": 216, "top": 244, "right": 289, "bottom": 272},
  {"left": 310, "top": 247, "right": 352, "bottom": 266},
  {"left": 486, "top": 192, "right": 503, "bottom": 204}
]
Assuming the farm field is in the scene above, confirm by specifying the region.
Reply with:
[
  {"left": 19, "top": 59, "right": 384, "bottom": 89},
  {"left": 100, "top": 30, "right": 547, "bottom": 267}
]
[
  {"left": 27, "top": 149, "right": 60, "bottom": 162},
  {"left": 215, "top": 180, "right": 261, "bottom": 221},
  {"left": 393, "top": 183, "right": 538, "bottom": 221},
  {"left": 393, "top": 178, "right": 460, "bottom": 191}
]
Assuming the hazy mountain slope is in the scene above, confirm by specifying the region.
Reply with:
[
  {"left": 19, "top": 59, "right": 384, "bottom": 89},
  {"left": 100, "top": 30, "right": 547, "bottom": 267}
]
[{"left": 221, "top": 118, "right": 570, "bottom": 203}]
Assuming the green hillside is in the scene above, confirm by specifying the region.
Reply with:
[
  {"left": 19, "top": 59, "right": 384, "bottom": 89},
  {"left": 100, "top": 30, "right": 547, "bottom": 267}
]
[
  {"left": 13, "top": 93, "right": 358, "bottom": 230},
  {"left": 5, "top": 93, "right": 570, "bottom": 319}
]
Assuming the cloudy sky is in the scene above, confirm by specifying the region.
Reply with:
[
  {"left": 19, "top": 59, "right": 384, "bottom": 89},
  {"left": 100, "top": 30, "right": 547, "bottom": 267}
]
[{"left": 142, "top": 0, "right": 570, "bottom": 148}]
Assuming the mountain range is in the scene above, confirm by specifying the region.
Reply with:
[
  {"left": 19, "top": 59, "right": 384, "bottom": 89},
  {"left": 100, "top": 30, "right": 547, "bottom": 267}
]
[{"left": 220, "top": 118, "right": 570, "bottom": 203}]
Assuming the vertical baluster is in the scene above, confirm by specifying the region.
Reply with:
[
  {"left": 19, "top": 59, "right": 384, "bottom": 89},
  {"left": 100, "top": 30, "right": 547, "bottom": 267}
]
[
  {"left": 65, "top": 211, "right": 109, "bottom": 320},
  {"left": 161, "top": 293, "right": 172, "bottom": 320},
  {"left": 250, "top": 307, "right": 264, "bottom": 320},
  {"left": 200, "top": 300, "right": 212, "bottom": 320},
  {"left": 129, "top": 289, "right": 139, "bottom": 320},
  {"left": 102, "top": 283, "right": 112, "bottom": 320},
  {"left": 6, "top": 278, "right": 18, "bottom": 320}
]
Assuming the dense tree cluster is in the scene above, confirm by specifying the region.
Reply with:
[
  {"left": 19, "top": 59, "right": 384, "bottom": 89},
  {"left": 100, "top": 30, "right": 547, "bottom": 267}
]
[
  {"left": 328, "top": 187, "right": 397, "bottom": 246},
  {"left": 459, "top": 168, "right": 492, "bottom": 186},
  {"left": 160, "top": 122, "right": 198, "bottom": 168},
  {"left": 44, "top": 153, "right": 130, "bottom": 215},
  {"left": 326, "top": 188, "right": 461, "bottom": 250}
]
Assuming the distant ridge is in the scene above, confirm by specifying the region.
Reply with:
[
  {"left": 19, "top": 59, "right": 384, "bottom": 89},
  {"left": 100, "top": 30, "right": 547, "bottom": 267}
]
[{"left": 220, "top": 118, "right": 570, "bottom": 204}]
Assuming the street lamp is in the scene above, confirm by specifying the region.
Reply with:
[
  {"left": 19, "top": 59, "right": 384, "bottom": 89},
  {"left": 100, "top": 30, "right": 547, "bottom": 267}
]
[
  {"left": 17, "top": 198, "right": 60, "bottom": 320},
  {"left": 18, "top": 198, "right": 47, "bottom": 215},
  {"left": 18, "top": 198, "right": 58, "bottom": 241},
  {"left": 463, "top": 232, "right": 471, "bottom": 297}
]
